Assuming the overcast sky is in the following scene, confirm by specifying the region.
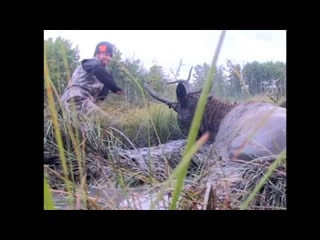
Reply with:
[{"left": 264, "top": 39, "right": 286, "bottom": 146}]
[{"left": 44, "top": 30, "right": 286, "bottom": 79}]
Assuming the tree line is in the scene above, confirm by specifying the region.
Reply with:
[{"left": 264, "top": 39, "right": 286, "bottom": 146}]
[{"left": 44, "top": 37, "right": 286, "bottom": 106}]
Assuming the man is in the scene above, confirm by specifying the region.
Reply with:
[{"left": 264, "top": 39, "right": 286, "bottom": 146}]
[{"left": 61, "top": 41, "right": 123, "bottom": 118}]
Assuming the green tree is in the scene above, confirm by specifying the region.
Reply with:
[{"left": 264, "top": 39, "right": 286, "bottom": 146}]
[
  {"left": 242, "top": 61, "right": 286, "bottom": 97},
  {"left": 147, "top": 65, "right": 166, "bottom": 92},
  {"left": 213, "top": 65, "right": 228, "bottom": 99},
  {"left": 191, "top": 63, "right": 227, "bottom": 99},
  {"left": 223, "top": 60, "right": 243, "bottom": 100},
  {"left": 45, "top": 37, "right": 80, "bottom": 96},
  {"left": 144, "top": 64, "right": 174, "bottom": 104},
  {"left": 108, "top": 53, "right": 147, "bottom": 106},
  {"left": 192, "top": 63, "right": 210, "bottom": 91}
]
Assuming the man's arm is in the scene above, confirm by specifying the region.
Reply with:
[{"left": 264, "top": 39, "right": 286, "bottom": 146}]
[{"left": 82, "top": 59, "right": 122, "bottom": 94}]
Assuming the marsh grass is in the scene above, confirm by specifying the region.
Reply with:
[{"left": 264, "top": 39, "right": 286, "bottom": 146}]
[{"left": 246, "top": 94, "right": 286, "bottom": 106}]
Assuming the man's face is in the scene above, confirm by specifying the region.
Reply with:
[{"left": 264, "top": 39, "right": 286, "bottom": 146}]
[{"left": 96, "top": 52, "right": 112, "bottom": 66}]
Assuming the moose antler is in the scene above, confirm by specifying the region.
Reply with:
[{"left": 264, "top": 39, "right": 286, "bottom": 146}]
[
  {"left": 142, "top": 67, "right": 194, "bottom": 109},
  {"left": 142, "top": 80, "right": 175, "bottom": 108},
  {"left": 167, "top": 67, "right": 193, "bottom": 86}
]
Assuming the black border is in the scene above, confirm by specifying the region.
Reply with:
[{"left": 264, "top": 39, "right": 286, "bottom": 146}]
[{"left": 5, "top": 27, "right": 302, "bottom": 227}]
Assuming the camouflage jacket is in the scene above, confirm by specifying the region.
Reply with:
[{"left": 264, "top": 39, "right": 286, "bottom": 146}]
[{"left": 61, "top": 57, "right": 121, "bottom": 103}]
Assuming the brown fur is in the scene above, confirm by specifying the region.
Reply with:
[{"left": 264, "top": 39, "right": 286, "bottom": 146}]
[
  {"left": 176, "top": 92, "right": 237, "bottom": 142},
  {"left": 202, "top": 97, "right": 237, "bottom": 142}
]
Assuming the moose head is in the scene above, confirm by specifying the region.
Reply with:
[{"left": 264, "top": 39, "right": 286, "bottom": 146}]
[{"left": 143, "top": 67, "right": 235, "bottom": 141}]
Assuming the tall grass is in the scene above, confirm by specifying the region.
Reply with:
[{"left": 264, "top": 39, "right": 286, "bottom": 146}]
[
  {"left": 44, "top": 43, "right": 90, "bottom": 209},
  {"left": 44, "top": 44, "right": 73, "bottom": 207}
]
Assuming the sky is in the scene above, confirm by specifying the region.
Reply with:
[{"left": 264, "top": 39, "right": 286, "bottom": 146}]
[{"left": 44, "top": 30, "right": 286, "bottom": 79}]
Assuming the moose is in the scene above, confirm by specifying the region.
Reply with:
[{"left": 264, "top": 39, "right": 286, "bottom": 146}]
[{"left": 142, "top": 68, "right": 286, "bottom": 162}]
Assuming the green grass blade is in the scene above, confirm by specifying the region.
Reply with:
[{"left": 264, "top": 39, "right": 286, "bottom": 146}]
[
  {"left": 44, "top": 177, "right": 55, "bottom": 210},
  {"left": 168, "top": 133, "right": 209, "bottom": 209},
  {"left": 169, "top": 30, "right": 227, "bottom": 209}
]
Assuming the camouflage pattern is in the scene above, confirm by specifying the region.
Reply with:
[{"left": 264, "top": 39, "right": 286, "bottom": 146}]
[{"left": 61, "top": 57, "right": 108, "bottom": 116}]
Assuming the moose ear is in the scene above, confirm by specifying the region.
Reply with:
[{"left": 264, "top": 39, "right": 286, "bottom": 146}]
[{"left": 176, "top": 82, "right": 187, "bottom": 103}]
